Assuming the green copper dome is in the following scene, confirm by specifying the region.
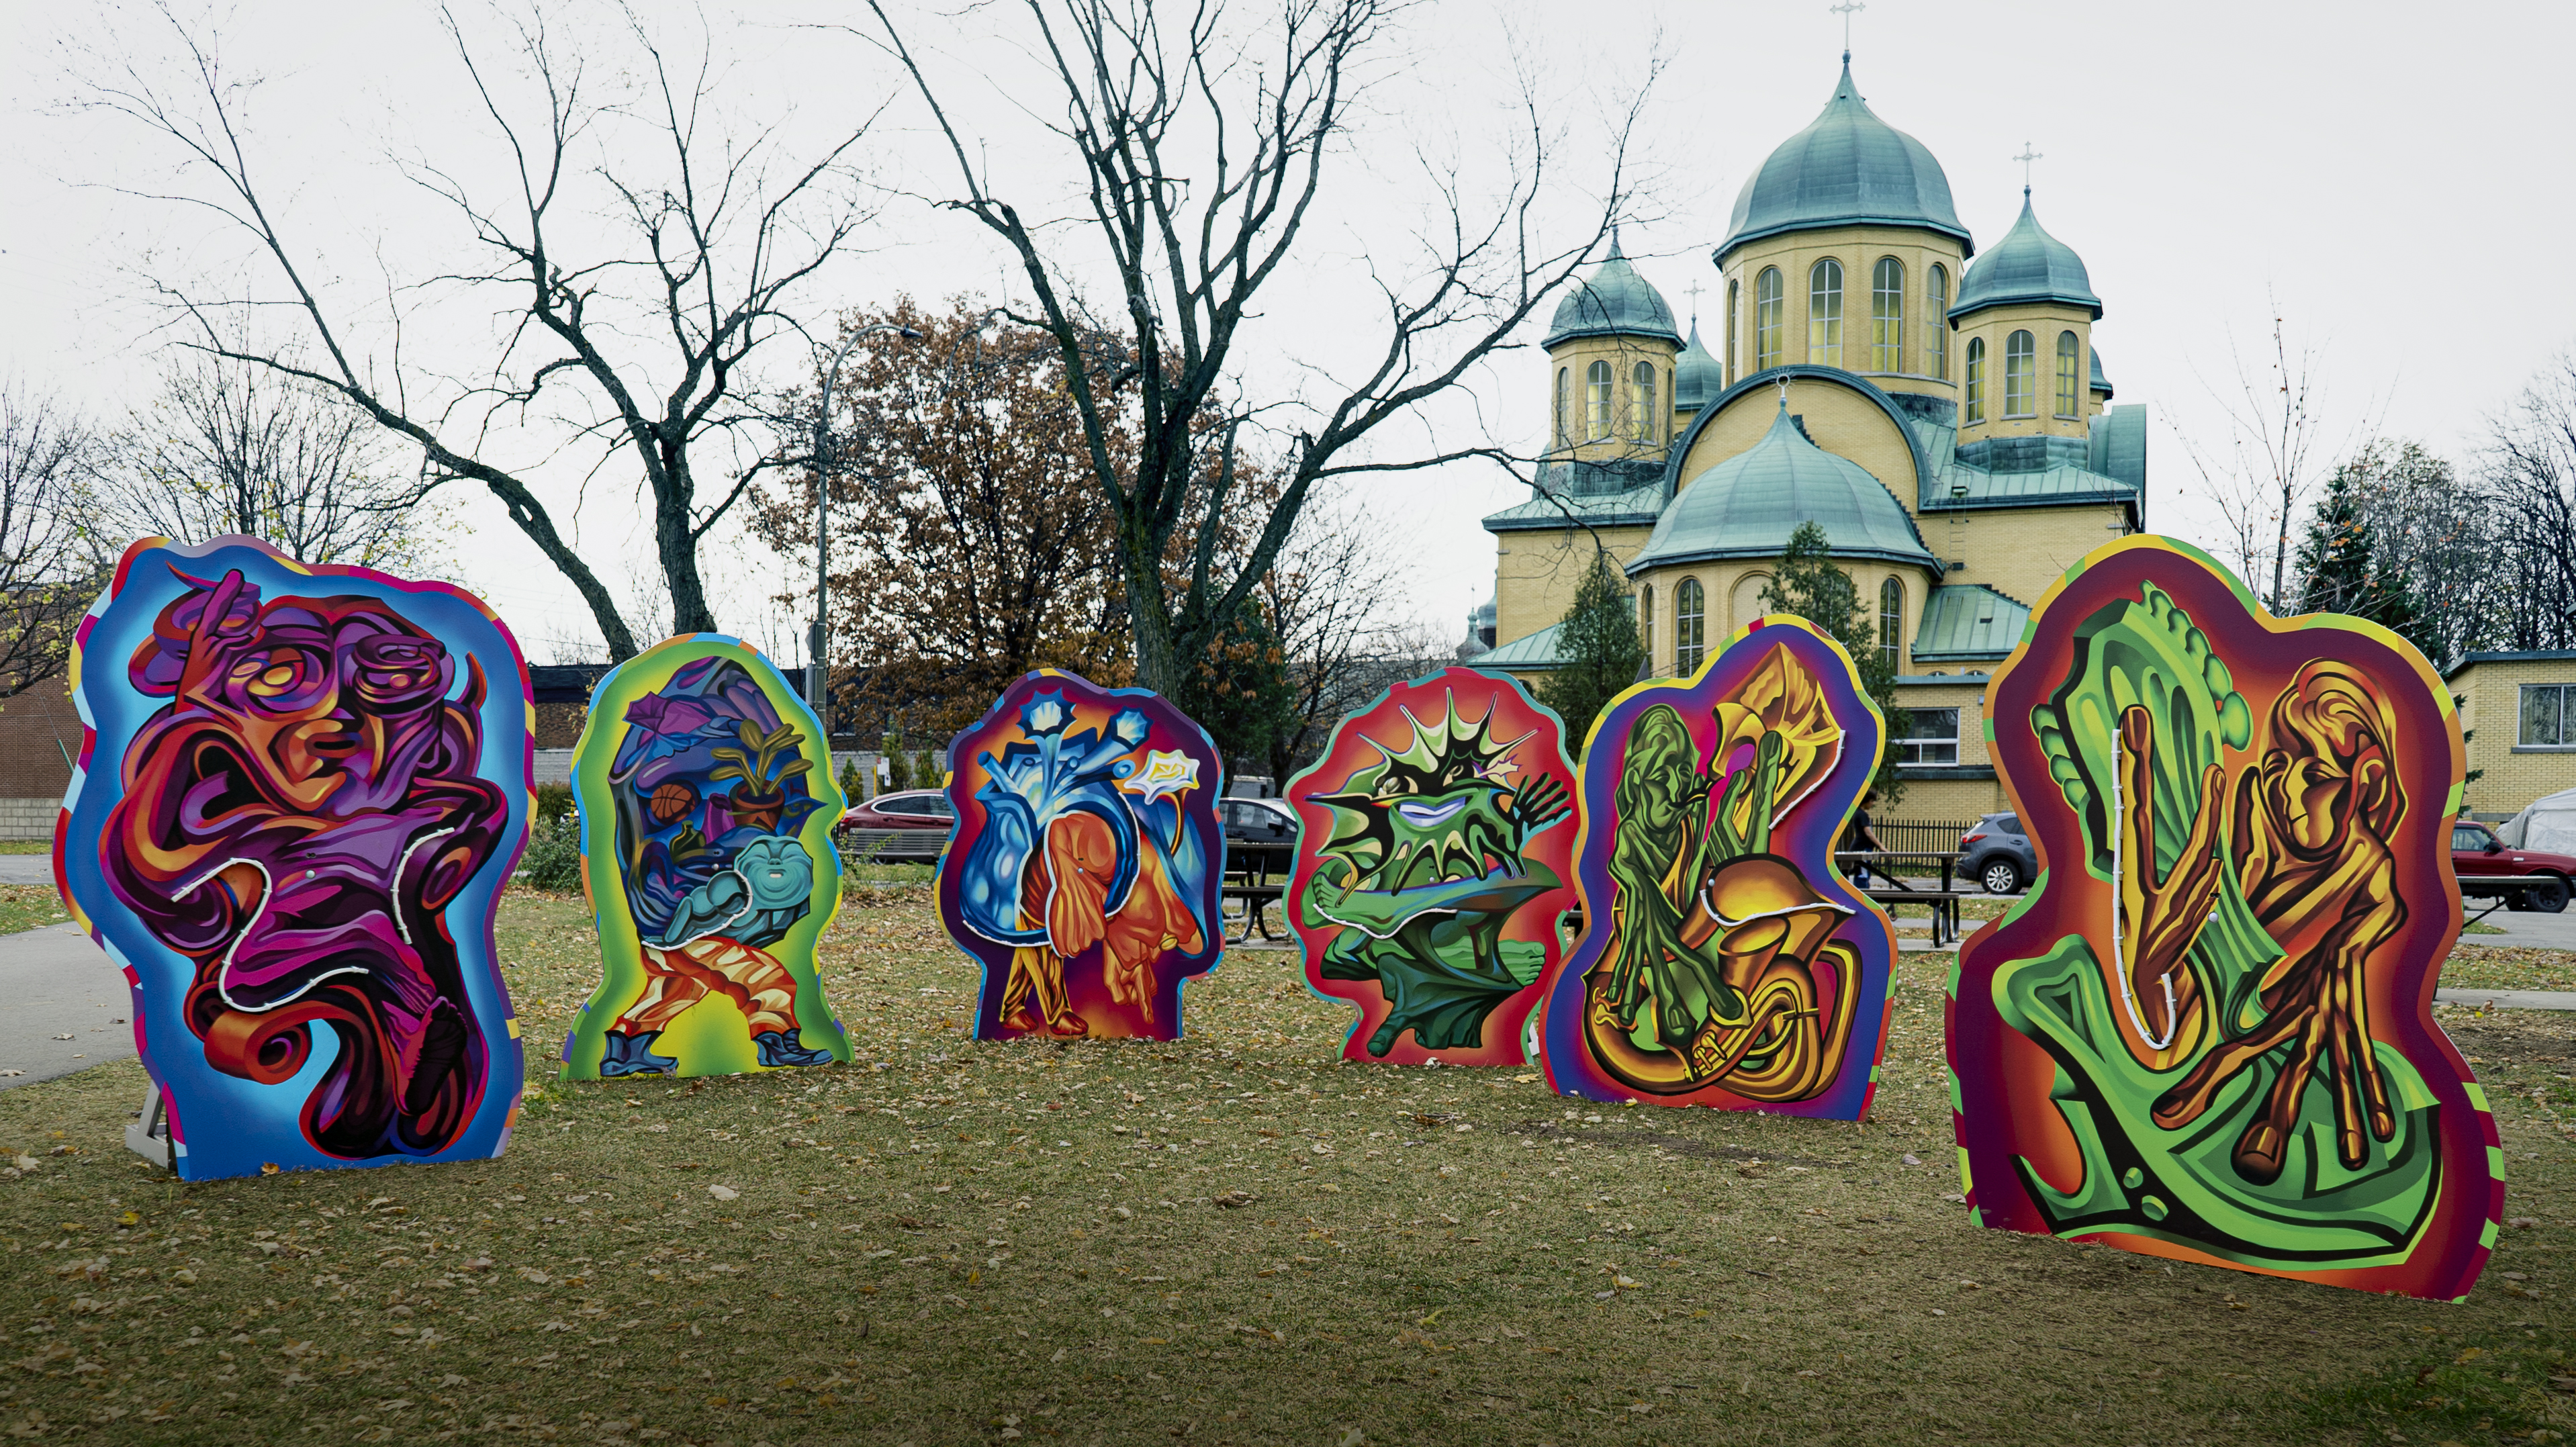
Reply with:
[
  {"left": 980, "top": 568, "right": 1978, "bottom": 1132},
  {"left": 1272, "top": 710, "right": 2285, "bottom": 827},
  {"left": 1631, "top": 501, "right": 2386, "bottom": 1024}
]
[
  {"left": 2089, "top": 344, "right": 2113, "bottom": 398},
  {"left": 1628, "top": 405, "right": 1935, "bottom": 573},
  {"left": 1715, "top": 61, "right": 1971, "bottom": 267},
  {"left": 1950, "top": 193, "right": 2101, "bottom": 321},
  {"left": 1543, "top": 234, "right": 1682, "bottom": 348},
  {"left": 1673, "top": 322, "right": 1722, "bottom": 411}
]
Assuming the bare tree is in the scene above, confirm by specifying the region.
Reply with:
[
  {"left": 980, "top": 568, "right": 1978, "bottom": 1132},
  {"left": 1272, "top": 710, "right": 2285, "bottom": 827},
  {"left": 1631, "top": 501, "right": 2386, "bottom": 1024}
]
[
  {"left": 2174, "top": 314, "right": 2341, "bottom": 610},
  {"left": 2322, "top": 438, "right": 2493, "bottom": 667},
  {"left": 1254, "top": 498, "right": 1429, "bottom": 784},
  {"left": 86, "top": 348, "right": 448, "bottom": 573},
  {"left": 862, "top": 0, "right": 1655, "bottom": 693},
  {"left": 80, "top": 1, "right": 879, "bottom": 658},
  {"left": 0, "top": 386, "right": 104, "bottom": 700},
  {"left": 2485, "top": 355, "right": 2576, "bottom": 653}
]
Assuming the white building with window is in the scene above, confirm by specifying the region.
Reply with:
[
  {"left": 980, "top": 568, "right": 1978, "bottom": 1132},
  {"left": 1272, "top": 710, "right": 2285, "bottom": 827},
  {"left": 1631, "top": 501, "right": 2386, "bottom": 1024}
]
[{"left": 1476, "top": 54, "right": 2146, "bottom": 822}]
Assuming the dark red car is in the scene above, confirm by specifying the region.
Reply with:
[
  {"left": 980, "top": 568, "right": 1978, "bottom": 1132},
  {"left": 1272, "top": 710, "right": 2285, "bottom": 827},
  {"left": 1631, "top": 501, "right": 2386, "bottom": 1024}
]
[
  {"left": 837, "top": 789, "right": 956, "bottom": 835},
  {"left": 2452, "top": 818, "right": 2573, "bottom": 913}
]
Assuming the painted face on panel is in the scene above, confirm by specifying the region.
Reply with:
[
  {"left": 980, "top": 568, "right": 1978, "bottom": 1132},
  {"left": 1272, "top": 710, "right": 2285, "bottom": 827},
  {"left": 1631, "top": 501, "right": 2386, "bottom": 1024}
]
[
  {"left": 1285, "top": 668, "right": 1577, "bottom": 1066},
  {"left": 944, "top": 671, "right": 1224, "bottom": 1042},
  {"left": 1536, "top": 618, "right": 1896, "bottom": 1119},
  {"left": 60, "top": 536, "right": 533, "bottom": 1180},
  {"left": 559, "top": 637, "right": 849, "bottom": 1080},
  {"left": 1951, "top": 536, "right": 2500, "bottom": 1300}
]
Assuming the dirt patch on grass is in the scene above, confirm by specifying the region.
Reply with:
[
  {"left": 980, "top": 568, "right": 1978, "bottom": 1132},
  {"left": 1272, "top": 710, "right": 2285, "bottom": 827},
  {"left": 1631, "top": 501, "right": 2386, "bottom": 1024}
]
[{"left": 0, "top": 894, "right": 2569, "bottom": 1445}]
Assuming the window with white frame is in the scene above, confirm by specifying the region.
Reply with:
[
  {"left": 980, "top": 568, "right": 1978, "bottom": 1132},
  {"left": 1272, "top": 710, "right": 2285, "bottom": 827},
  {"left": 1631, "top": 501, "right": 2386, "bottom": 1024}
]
[{"left": 1895, "top": 706, "right": 1960, "bottom": 765}]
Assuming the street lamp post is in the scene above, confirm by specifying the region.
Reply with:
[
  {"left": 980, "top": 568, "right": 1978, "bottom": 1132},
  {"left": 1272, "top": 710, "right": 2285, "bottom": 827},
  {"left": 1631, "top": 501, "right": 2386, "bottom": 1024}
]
[{"left": 805, "top": 323, "right": 921, "bottom": 730}]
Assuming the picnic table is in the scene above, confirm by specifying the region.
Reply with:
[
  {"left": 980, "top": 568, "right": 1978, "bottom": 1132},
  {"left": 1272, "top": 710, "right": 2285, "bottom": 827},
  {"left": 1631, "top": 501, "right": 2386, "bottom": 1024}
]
[
  {"left": 1836, "top": 849, "right": 1968, "bottom": 947},
  {"left": 1223, "top": 841, "right": 1297, "bottom": 944}
]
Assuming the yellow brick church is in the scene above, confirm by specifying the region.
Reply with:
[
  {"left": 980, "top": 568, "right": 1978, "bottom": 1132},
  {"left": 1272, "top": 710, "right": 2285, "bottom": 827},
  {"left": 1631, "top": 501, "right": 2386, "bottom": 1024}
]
[{"left": 1474, "top": 56, "right": 2146, "bottom": 823}]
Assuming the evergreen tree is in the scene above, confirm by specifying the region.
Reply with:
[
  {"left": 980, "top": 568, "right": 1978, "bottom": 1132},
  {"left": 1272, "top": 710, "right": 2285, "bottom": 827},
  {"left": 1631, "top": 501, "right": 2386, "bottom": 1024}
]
[
  {"left": 1761, "top": 521, "right": 1910, "bottom": 805},
  {"left": 2294, "top": 459, "right": 2423, "bottom": 647},
  {"left": 1538, "top": 549, "right": 1647, "bottom": 745}
]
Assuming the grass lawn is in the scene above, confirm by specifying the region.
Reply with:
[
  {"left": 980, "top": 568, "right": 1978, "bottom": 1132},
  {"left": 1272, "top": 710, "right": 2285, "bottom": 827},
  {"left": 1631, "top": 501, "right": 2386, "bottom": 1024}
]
[
  {"left": 0, "top": 886, "right": 71, "bottom": 938},
  {"left": 3, "top": 888, "right": 2573, "bottom": 1445}
]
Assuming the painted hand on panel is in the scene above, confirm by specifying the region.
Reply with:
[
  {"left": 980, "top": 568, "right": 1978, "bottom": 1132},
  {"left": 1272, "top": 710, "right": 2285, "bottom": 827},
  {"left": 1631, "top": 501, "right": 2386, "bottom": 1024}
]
[{"left": 2153, "top": 663, "right": 2407, "bottom": 1184}]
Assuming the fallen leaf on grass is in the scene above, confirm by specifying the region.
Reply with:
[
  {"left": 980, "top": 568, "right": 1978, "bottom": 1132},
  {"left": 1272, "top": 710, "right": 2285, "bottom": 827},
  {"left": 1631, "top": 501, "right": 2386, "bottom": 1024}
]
[{"left": 708, "top": 1185, "right": 740, "bottom": 1201}]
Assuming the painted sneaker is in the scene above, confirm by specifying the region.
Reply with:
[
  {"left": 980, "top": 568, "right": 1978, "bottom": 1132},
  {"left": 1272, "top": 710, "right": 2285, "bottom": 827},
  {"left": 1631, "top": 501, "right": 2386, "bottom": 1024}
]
[
  {"left": 753, "top": 1029, "right": 835, "bottom": 1068},
  {"left": 599, "top": 1030, "right": 678, "bottom": 1077}
]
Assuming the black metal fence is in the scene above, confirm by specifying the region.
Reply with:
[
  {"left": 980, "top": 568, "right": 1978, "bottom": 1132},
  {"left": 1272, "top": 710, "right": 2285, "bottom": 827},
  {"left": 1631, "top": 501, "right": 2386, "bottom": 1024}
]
[{"left": 1872, "top": 818, "right": 1981, "bottom": 855}]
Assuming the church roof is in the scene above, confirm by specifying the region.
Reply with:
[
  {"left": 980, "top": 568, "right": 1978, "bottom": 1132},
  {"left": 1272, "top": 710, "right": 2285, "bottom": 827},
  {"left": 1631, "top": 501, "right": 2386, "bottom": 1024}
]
[
  {"left": 1902, "top": 403, "right": 2147, "bottom": 512},
  {"left": 2090, "top": 344, "right": 2113, "bottom": 398},
  {"left": 1716, "top": 60, "right": 1971, "bottom": 267},
  {"left": 1673, "top": 322, "right": 1723, "bottom": 412},
  {"left": 1909, "top": 584, "right": 2033, "bottom": 663},
  {"left": 1950, "top": 193, "right": 2101, "bottom": 321},
  {"left": 1544, "top": 236, "right": 1683, "bottom": 348},
  {"left": 1628, "top": 405, "right": 1935, "bottom": 573},
  {"left": 1481, "top": 473, "right": 1665, "bottom": 534},
  {"left": 1477, "top": 620, "right": 1568, "bottom": 670}
]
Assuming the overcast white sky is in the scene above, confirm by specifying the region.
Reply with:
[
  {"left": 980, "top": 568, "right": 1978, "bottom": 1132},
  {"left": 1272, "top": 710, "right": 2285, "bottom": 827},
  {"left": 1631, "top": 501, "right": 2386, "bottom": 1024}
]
[{"left": 6, "top": 0, "right": 2573, "bottom": 663}]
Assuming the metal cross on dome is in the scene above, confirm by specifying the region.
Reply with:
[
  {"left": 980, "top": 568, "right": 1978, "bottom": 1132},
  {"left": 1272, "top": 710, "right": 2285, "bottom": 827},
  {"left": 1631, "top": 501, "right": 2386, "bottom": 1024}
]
[
  {"left": 2015, "top": 142, "right": 2045, "bottom": 194},
  {"left": 1830, "top": 1, "right": 1864, "bottom": 55},
  {"left": 1684, "top": 279, "right": 1706, "bottom": 322}
]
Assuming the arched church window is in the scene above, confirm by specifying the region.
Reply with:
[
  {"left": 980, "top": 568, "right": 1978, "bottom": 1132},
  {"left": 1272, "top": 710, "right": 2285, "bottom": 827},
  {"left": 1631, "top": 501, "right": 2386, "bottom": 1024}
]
[
  {"left": 1638, "top": 584, "right": 1655, "bottom": 651},
  {"left": 1926, "top": 265, "right": 1949, "bottom": 380},
  {"left": 2004, "top": 330, "right": 2036, "bottom": 418},
  {"left": 1755, "top": 269, "right": 1784, "bottom": 371},
  {"left": 2056, "top": 331, "right": 2081, "bottom": 418},
  {"left": 1554, "top": 367, "right": 1569, "bottom": 447},
  {"left": 1964, "top": 337, "right": 1985, "bottom": 424},
  {"left": 1675, "top": 578, "right": 1706, "bottom": 675},
  {"left": 1634, "top": 361, "right": 1659, "bottom": 443},
  {"left": 1586, "top": 359, "right": 1613, "bottom": 439},
  {"left": 1872, "top": 258, "right": 1904, "bottom": 373},
  {"left": 1878, "top": 576, "right": 1903, "bottom": 672},
  {"left": 1809, "top": 259, "right": 1844, "bottom": 368},
  {"left": 1726, "top": 279, "right": 1740, "bottom": 386}
]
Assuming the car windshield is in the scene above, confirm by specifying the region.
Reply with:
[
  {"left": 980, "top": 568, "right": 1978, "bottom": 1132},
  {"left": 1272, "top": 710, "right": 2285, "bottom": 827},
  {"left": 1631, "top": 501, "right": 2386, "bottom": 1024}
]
[{"left": 2452, "top": 824, "right": 2491, "bottom": 849}]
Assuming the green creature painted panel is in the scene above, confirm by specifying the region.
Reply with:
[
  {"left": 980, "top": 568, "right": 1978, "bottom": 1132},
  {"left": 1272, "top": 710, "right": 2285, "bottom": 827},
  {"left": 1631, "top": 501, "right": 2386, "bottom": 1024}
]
[
  {"left": 1284, "top": 668, "right": 1577, "bottom": 1065},
  {"left": 559, "top": 635, "right": 851, "bottom": 1079},
  {"left": 1952, "top": 536, "right": 2501, "bottom": 1300}
]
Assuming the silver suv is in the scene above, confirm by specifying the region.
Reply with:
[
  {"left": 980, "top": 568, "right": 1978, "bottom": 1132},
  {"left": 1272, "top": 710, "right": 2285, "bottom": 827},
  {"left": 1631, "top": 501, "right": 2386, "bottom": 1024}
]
[{"left": 1960, "top": 812, "right": 2035, "bottom": 894}]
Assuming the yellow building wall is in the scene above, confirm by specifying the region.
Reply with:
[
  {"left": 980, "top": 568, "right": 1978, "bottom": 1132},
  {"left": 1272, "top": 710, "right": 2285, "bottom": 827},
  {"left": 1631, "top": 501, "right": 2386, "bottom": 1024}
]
[
  {"left": 1952, "top": 302, "right": 2092, "bottom": 446},
  {"left": 1884, "top": 678, "right": 2006, "bottom": 821},
  {"left": 1718, "top": 224, "right": 1968, "bottom": 402},
  {"left": 2452, "top": 657, "right": 2576, "bottom": 816},
  {"left": 1676, "top": 382, "right": 1923, "bottom": 516},
  {"left": 1925, "top": 504, "right": 2130, "bottom": 614},
  {"left": 1633, "top": 559, "right": 1937, "bottom": 680},
  {"left": 1543, "top": 334, "right": 1682, "bottom": 459},
  {"left": 1491, "top": 524, "right": 1652, "bottom": 649}
]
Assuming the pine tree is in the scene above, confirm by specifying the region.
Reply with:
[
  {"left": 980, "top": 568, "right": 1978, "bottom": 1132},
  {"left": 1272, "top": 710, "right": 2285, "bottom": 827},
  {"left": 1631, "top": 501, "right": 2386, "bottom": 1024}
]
[
  {"left": 2295, "top": 460, "right": 2422, "bottom": 645},
  {"left": 1538, "top": 549, "right": 1647, "bottom": 745},
  {"left": 1761, "top": 521, "right": 1909, "bottom": 805}
]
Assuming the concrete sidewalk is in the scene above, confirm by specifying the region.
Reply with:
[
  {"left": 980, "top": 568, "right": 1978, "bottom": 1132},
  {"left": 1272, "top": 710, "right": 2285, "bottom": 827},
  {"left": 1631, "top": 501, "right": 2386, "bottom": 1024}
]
[
  {"left": 2453, "top": 905, "right": 2576, "bottom": 951},
  {"left": 0, "top": 923, "right": 134, "bottom": 1088},
  {"left": 0, "top": 854, "right": 56, "bottom": 886}
]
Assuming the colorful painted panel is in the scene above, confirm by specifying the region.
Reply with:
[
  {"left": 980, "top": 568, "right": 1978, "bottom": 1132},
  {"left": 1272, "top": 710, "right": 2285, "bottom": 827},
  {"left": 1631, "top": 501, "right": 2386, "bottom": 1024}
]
[
  {"left": 1536, "top": 618, "right": 1894, "bottom": 1115},
  {"left": 944, "top": 671, "right": 1224, "bottom": 1041},
  {"left": 56, "top": 536, "right": 533, "bottom": 1181},
  {"left": 1951, "top": 536, "right": 2499, "bottom": 1299},
  {"left": 559, "top": 636, "right": 850, "bottom": 1079},
  {"left": 1284, "top": 667, "right": 1577, "bottom": 1065}
]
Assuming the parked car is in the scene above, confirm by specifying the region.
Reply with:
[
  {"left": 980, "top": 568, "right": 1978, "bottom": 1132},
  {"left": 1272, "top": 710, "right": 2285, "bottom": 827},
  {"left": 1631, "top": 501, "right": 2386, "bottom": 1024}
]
[
  {"left": 2452, "top": 817, "right": 2573, "bottom": 913},
  {"left": 837, "top": 789, "right": 956, "bottom": 836},
  {"left": 1222, "top": 796, "right": 1299, "bottom": 848},
  {"left": 1959, "top": 812, "right": 2034, "bottom": 894}
]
